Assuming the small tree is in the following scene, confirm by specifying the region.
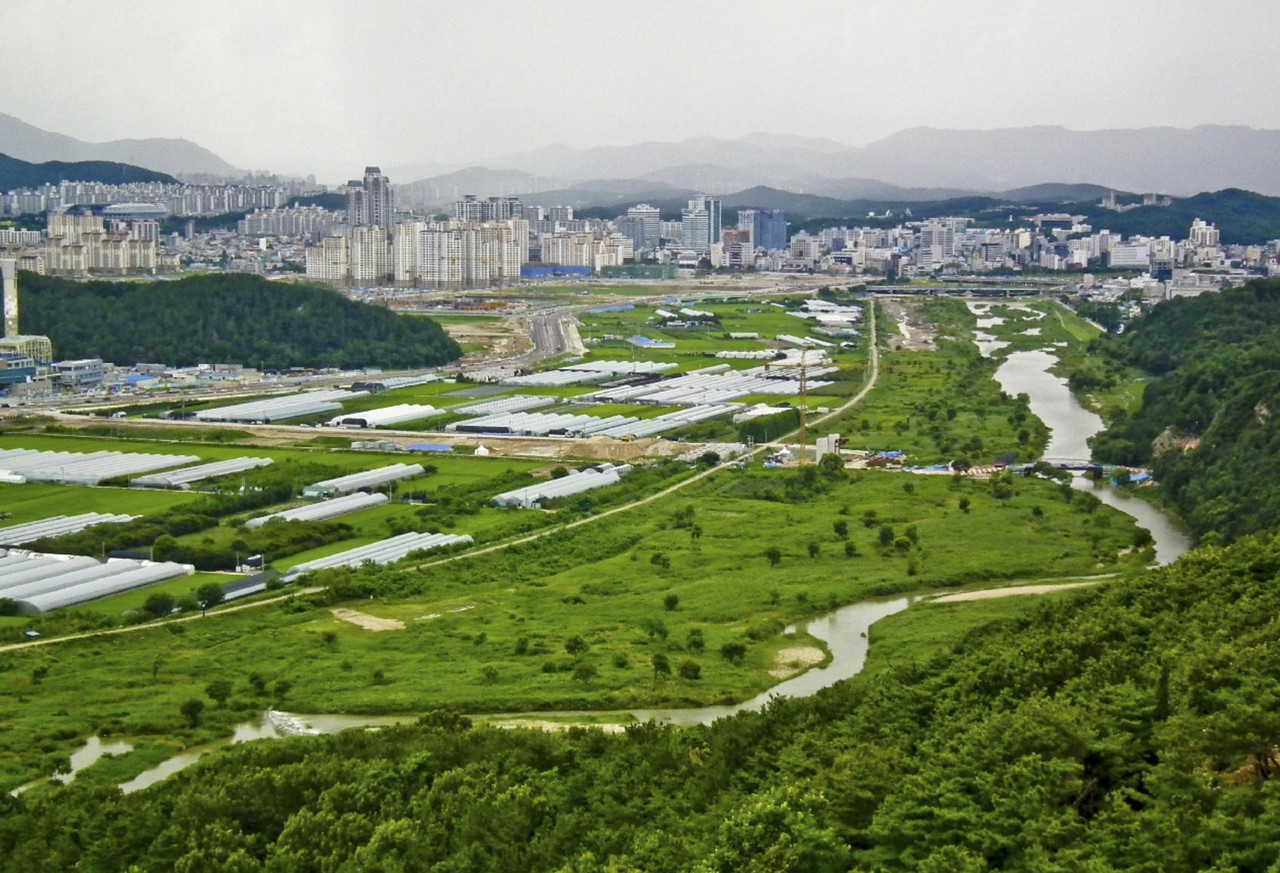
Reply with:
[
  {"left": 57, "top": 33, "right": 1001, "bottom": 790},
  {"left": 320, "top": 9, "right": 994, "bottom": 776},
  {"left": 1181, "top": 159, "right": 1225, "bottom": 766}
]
[
  {"left": 679, "top": 660, "right": 702, "bottom": 681},
  {"left": 205, "top": 679, "right": 233, "bottom": 707},
  {"left": 195, "top": 583, "right": 225, "bottom": 616},
  {"left": 720, "top": 642, "right": 747, "bottom": 663},
  {"left": 687, "top": 628, "right": 705, "bottom": 652},
  {"left": 652, "top": 653, "right": 671, "bottom": 682},
  {"left": 564, "top": 636, "right": 589, "bottom": 656},
  {"left": 248, "top": 672, "right": 267, "bottom": 695},
  {"left": 31, "top": 665, "right": 49, "bottom": 686},
  {"left": 180, "top": 698, "right": 204, "bottom": 728},
  {"left": 663, "top": 593, "right": 680, "bottom": 612},
  {"left": 844, "top": 541, "right": 859, "bottom": 558},
  {"left": 481, "top": 665, "right": 499, "bottom": 683},
  {"left": 764, "top": 546, "right": 782, "bottom": 567},
  {"left": 807, "top": 542, "right": 820, "bottom": 559},
  {"left": 573, "top": 664, "right": 598, "bottom": 682},
  {"left": 513, "top": 636, "right": 530, "bottom": 656},
  {"left": 958, "top": 496, "right": 971, "bottom": 513},
  {"left": 274, "top": 679, "right": 293, "bottom": 701},
  {"left": 833, "top": 519, "right": 849, "bottom": 539},
  {"left": 320, "top": 630, "right": 338, "bottom": 649},
  {"left": 143, "top": 592, "right": 176, "bottom": 619},
  {"left": 878, "top": 525, "right": 895, "bottom": 547}
]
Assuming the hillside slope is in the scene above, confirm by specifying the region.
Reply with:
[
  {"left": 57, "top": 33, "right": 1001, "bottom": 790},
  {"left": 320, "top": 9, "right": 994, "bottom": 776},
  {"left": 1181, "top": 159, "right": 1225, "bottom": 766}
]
[{"left": 18, "top": 273, "right": 460, "bottom": 370}]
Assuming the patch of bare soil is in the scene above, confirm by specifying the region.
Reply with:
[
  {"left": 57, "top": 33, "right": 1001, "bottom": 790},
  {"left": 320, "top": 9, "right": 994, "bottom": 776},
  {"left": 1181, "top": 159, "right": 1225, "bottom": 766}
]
[
  {"left": 880, "top": 299, "right": 937, "bottom": 351},
  {"left": 770, "top": 645, "right": 826, "bottom": 679},
  {"left": 331, "top": 608, "right": 405, "bottom": 632}
]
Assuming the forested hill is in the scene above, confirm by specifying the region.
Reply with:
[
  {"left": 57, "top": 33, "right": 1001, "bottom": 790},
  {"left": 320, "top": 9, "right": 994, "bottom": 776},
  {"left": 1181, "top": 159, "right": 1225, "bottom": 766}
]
[
  {"left": 18, "top": 273, "right": 460, "bottom": 370},
  {"left": 4, "top": 531, "right": 1280, "bottom": 869},
  {"left": 0, "top": 153, "right": 176, "bottom": 190},
  {"left": 1090, "top": 278, "right": 1280, "bottom": 541}
]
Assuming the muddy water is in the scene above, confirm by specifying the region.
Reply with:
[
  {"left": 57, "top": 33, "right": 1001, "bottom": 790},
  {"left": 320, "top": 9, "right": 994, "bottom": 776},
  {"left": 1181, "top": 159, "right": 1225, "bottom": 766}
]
[
  {"left": 630, "top": 595, "right": 918, "bottom": 726},
  {"left": 993, "top": 348, "right": 1105, "bottom": 460},
  {"left": 9, "top": 735, "right": 134, "bottom": 796}
]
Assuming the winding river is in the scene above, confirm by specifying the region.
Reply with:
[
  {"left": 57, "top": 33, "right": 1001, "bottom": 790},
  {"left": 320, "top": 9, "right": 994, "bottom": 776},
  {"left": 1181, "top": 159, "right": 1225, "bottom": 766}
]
[{"left": 16, "top": 301, "right": 1194, "bottom": 791}]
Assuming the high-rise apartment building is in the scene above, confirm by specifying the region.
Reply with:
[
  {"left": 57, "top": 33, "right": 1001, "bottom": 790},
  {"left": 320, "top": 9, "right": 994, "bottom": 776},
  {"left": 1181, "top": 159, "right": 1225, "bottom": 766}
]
[
  {"left": 626, "top": 204, "right": 661, "bottom": 251},
  {"left": 680, "top": 196, "right": 721, "bottom": 255},
  {"left": 391, "top": 219, "right": 527, "bottom": 289},
  {"left": 754, "top": 209, "right": 787, "bottom": 251},
  {"left": 455, "top": 195, "right": 525, "bottom": 223},
  {"left": 1188, "top": 218, "right": 1220, "bottom": 248},
  {"left": 347, "top": 167, "right": 394, "bottom": 231}
]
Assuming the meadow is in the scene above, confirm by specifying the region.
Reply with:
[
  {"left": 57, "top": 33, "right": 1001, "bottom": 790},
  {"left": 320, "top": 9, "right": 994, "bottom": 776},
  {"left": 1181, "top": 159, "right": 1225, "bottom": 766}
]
[{"left": 0, "top": 461, "right": 1150, "bottom": 791}]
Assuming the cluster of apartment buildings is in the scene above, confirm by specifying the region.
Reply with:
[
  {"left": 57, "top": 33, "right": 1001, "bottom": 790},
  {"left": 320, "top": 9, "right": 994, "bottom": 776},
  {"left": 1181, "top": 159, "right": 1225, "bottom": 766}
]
[
  {"left": 0, "top": 180, "right": 296, "bottom": 218},
  {"left": 300, "top": 173, "right": 793, "bottom": 288},
  {"left": 5, "top": 165, "right": 1279, "bottom": 291}
]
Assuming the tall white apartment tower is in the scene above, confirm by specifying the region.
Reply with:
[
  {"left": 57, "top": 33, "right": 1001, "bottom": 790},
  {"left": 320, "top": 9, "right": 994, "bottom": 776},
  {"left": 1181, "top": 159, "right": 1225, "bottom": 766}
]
[
  {"left": 627, "top": 204, "right": 662, "bottom": 250},
  {"left": 1, "top": 258, "right": 17, "bottom": 337}
]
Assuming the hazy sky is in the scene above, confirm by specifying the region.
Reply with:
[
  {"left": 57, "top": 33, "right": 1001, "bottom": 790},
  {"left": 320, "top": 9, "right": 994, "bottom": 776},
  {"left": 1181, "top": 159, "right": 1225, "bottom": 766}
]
[{"left": 3, "top": 0, "right": 1280, "bottom": 182}]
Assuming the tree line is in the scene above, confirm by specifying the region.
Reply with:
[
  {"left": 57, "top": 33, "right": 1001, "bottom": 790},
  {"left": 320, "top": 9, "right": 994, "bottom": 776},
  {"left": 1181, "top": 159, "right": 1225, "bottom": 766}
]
[{"left": 19, "top": 272, "right": 460, "bottom": 370}]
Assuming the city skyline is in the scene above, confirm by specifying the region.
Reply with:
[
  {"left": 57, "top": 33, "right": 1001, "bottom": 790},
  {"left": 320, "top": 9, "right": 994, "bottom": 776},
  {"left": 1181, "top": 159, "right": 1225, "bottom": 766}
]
[{"left": 3, "top": 1, "right": 1280, "bottom": 182}]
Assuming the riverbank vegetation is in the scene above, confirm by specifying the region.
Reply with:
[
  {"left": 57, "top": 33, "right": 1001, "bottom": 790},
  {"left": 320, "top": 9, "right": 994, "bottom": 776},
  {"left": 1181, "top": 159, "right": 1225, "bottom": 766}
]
[
  {"left": 1088, "top": 278, "right": 1280, "bottom": 541},
  {"left": 0, "top": 466, "right": 1149, "bottom": 791},
  {"left": 2, "top": 528, "right": 1276, "bottom": 870}
]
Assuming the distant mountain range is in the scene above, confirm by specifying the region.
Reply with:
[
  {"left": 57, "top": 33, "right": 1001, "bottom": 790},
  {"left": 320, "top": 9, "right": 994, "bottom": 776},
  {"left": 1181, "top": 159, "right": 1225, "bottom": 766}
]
[
  {"left": 0, "top": 153, "right": 176, "bottom": 193},
  {"left": 403, "top": 126, "right": 1280, "bottom": 204},
  {"left": 6, "top": 111, "right": 1280, "bottom": 219},
  {"left": 0, "top": 112, "right": 241, "bottom": 179}
]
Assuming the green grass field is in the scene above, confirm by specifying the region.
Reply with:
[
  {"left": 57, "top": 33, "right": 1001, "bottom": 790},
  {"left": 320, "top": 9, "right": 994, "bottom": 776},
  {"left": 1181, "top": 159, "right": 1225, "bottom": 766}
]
[
  {"left": 860, "top": 585, "right": 1096, "bottom": 678},
  {"left": 0, "top": 288, "right": 1175, "bottom": 795}
]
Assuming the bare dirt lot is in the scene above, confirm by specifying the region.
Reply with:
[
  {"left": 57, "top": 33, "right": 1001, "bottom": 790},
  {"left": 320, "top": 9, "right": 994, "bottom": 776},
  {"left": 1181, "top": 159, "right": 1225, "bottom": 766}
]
[
  {"left": 770, "top": 645, "right": 826, "bottom": 679},
  {"left": 331, "top": 608, "right": 406, "bottom": 632},
  {"left": 879, "top": 298, "right": 937, "bottom": 351}
]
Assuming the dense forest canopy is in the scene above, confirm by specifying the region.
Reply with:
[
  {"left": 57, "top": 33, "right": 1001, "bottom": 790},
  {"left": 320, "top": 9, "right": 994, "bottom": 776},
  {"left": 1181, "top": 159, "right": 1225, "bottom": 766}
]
[
  {"left": 18, "top": 272, "right": 460, "bottom": 370},
  {"left": 0, "top": 153, "right": 176, "bottom": 190},
  {"left": 3, "top": 531, "right": 1279, "bottom": 870},
  {"left": 1090, "top": 278, "right": 1280, "bottom": 541}
]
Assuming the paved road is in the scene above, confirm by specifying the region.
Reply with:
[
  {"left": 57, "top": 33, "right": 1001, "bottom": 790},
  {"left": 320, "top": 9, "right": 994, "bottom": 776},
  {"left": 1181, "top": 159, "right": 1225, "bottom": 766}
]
[{"left": 0, "top": 588, "right": 325, "bottom": 654}]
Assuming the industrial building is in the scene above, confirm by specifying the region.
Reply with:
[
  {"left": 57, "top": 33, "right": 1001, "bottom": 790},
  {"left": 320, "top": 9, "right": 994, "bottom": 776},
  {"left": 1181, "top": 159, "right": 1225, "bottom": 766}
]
[{"left": 0, "top": 258, "right": 54, "bottom": 364}]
